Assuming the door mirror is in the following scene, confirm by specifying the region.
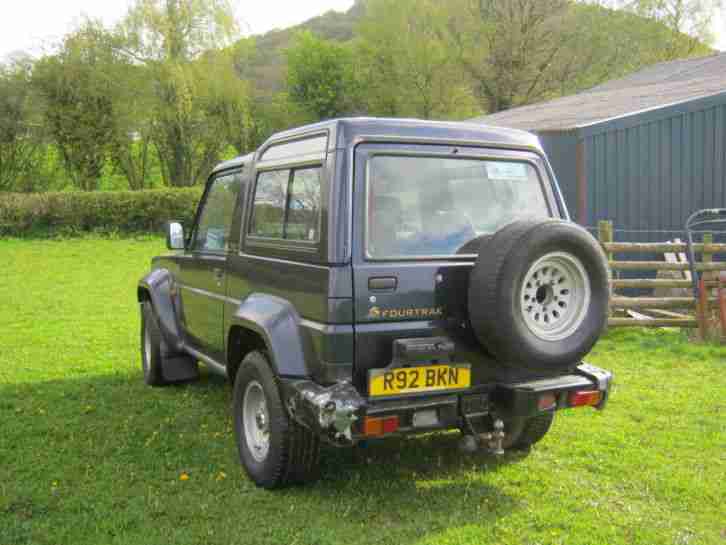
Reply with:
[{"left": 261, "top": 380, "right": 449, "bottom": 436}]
[{"left": 165, "top": 221, "right": 185, "bottom": 250}]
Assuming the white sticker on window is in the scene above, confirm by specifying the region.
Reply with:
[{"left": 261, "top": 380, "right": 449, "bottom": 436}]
[{"left": 486, "top": 162, "right": 529, "bottom": 180}]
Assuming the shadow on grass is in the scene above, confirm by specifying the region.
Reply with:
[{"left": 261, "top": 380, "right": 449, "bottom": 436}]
[
  {"left": 185, "top": 371, "right": 528, "bottom": 490},
  {"left": 2, "top": 370, "right": 523, "bottom": 544}
]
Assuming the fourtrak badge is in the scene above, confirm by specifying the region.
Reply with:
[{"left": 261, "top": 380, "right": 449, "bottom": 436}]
[{"left": 367, "top": 306, "right": 444, "bottom": 320}]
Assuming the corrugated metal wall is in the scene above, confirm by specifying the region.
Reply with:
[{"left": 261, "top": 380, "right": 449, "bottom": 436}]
[
  {"left": 538, "top": 131, "right": 578, "bottom": 220},
  {"left": 538, "top": 93, "right": 726, "bottom": 244},
  {"left": 583, "top": 96, "right": 726, "bottom": 241}
]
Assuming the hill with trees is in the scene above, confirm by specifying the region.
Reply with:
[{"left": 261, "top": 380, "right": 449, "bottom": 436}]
[{"left": 0, "top": 0, "right": 716, "bottom": 193}]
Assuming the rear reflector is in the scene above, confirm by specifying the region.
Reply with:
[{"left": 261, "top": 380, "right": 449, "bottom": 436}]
[
  {"left": 568, "top": 390, "right": 602, "bottom": 408},
  {"left": 538, "top": 393, "right": 557, "bottom": 411},
  {"left": 362, "top": 416, "right": 399, "bottom": 437}
]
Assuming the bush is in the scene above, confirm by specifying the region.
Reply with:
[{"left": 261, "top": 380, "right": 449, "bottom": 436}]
[{"left": 0, "top": 188, "right": 203, "bottom": 237}]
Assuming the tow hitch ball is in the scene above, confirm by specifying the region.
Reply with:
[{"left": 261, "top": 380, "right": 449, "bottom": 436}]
[{"left": 459, "top": 418, "right": 505, "bottom": 455}]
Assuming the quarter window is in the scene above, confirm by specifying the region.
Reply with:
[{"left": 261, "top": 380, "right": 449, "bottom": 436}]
[{"left": 250, "top": 167, "right": 322, "bottom": 242}]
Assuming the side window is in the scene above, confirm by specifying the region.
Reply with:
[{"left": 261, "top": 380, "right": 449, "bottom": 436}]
[
  {"left": 287, "top": 168, "right": 322, "bottom": 241},
  {"left": 249, "top": 167, "right": 322, "bottom": 242},
  {"left": 191, "top": 173, "right": 242, "bottom": 252},
  {"left": 249, "top": 170, "right": 289, "bottom": 238}
]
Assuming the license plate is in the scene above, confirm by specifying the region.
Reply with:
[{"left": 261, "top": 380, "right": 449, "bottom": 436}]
[{"left": 369, "top": 364, "right": 471, "bottom": 397}]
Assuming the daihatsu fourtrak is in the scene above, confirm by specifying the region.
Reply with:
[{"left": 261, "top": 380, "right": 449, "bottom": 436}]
[{"left": 137, "top": 118, "right": 612, "bottom": 489}]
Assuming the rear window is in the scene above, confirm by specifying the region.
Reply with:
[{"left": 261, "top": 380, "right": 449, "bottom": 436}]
[{"left": 366, "top": 155, "right": 549, "bottom": 258}]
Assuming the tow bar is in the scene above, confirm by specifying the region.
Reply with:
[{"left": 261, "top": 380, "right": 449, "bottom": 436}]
[{"left": 459, "top": 417, "right": 505, "bottom": 455}]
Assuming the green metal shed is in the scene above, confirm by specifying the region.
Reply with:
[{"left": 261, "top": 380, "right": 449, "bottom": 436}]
[{"left": 473, "top": 53, "right": 726, "bottom": 242}]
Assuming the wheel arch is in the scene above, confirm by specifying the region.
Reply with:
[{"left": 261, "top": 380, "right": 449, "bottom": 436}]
[
  {"left": 228, "top": 294, "right": 312, "bottom": 380},
  {"left": 137, "top": 268, "right": 184, "bottom": 353},
  {"left": 226, "top": 326, "right": 268, "bottom": 383}
]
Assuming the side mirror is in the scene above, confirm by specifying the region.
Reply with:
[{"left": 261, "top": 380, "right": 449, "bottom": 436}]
[{"left": 165, "top": 221, "right": 185, "bottom": 250}]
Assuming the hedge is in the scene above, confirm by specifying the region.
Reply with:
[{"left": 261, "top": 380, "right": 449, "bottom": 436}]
[{"left": 0, "top": 188, "right": 203, "bottom": 237}]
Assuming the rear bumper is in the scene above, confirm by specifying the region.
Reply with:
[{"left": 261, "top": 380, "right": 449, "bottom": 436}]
[
  {"left": 494, "top": 362, "right": 612, "bottom": 418},
  {"left": 283, "top": 362, "right": 612, "bottom": 445}
]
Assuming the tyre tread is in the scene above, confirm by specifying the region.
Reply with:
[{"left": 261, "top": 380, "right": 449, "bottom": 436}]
[
  {"left": 234, "top": 351, "right": 320, "bottom": 489},
  {"left": 512, "top": 412, "right": 555, "bottom": 449}
]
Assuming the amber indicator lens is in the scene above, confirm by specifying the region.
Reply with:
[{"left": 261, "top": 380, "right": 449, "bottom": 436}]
[{"left": 568, "top": 390, "right": 602, "bottom": 407}]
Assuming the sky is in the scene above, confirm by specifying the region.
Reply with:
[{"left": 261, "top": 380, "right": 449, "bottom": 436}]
[
  {"left": 0, "top": 0, "right": 723, "bottom": 61},
  {"left": 0, "top": 0, "right": 356, "bottom": 60}
]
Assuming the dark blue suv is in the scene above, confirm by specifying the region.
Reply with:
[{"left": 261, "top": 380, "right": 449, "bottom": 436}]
[{"left": 138, "top": 118, "right": 612, "bottom": 488}]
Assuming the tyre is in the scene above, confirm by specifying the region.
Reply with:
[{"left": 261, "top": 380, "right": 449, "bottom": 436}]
[
  {"left": 468, "top": 219, "right": 609, "bottom": 371},
  {"left": 233, "top": 351, "right": 320, "bottom": 489},
  {"left": 140, "top": 301, "right": 169, "bottom": 386},
  {"left": 502, "top": 412, "right": 555, "bottom": 450}
]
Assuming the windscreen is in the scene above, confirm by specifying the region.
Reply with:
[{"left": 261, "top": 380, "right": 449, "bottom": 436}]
[{"left": 367, "top": 155, "right": 550, "bottom": 258}]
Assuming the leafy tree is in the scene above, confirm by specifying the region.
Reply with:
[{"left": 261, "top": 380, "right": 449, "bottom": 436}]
[
  {"left": 0, "top": 59, "right": 45, "bottom": 192},
  {"left": 354, "top": 0, "right": 478, "bottom": 119},
  {"left": 117, "top": 0, "right": 241, "bottom": 186},
  {"left": 443, "top": 0, "right": 607, "bottom": 114},
  {"left": 286, "top": 30, "right": 355, "bottom": 120},
  {"left": 207, "top": 41, "right": 261, "bottom": 155},
  {"left": 608, "top": 0, "right": 722, "bottom": 57},
  {"left": 32, "top": 22, "right": 119, "bottom": 191}
]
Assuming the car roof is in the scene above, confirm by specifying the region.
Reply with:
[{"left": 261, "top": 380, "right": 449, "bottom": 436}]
[
  {"left": 210, "top": 153, "right": 254, "bottom": 175},
  {"left": 210, "top": 118, "right": 543, "bottom": 174},
  {"left": 266, "top": 117, "right": 542, "bottom": 152}
]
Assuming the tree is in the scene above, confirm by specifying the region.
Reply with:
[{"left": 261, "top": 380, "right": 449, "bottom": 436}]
[
  {"left": 32, "top": 22, "right": 119, "bottom": 191},
  {"left": 611, "top": 0, "right": 723, "bottom": 57},
  {"left": 354, "top": 0, "right": 478, "bottom": 119},
  {"left": 286, "top": 30, "right": 355, "bottom": 120},
  {"left": 0, "top": 59, "right": 45, "bottom": 192},
  {"left": 117, "top": 0, "right": 240, "bottom": 186},
  {"left": 443, "top": 0, "right": 608, "bottom": 114},
  {"left": 108, "top": 62, "right": 157, "bottom": 190}
]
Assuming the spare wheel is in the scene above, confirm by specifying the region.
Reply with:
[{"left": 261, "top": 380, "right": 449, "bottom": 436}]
[{"left": 467, "top": 219, "right": 609, "bottom": 371}]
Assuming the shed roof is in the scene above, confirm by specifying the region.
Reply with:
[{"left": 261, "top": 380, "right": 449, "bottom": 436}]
[{"left": 472, "top": 53, "right": 726, "bottom": 131}]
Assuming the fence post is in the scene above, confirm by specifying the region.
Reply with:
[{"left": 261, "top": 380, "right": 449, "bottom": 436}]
[
  {"left": 598, "top": 220, "right": 614, "bottom": 257},
  {"left": 598, "top": 220, "right": 614, "bottom": 313},
  {"left": 698, "top": 233, "right": 713, "bottom": 339}
]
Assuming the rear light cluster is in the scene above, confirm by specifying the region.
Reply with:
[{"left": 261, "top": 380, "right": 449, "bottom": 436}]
[
  {"left": 537, "top": 389, "right": 602, "bottom": 411},
  {"left": 568, "top": 390, "right": 602, "bottom": 408},
  {"left": 362, "top": 415, "right": 399, "bottom": 437}
]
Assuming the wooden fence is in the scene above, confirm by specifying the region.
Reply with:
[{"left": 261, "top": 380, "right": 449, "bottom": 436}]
[{"left": 597, "top": 220, "right": 726, "bottom": 332}]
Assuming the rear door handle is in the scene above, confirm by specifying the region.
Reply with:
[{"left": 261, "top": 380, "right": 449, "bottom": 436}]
[
  {"left": 213, "top": 268, "right": 225, "bottom": 283},
  {"left": 369, "top": 276, "right": 397, "bottom": 291}
]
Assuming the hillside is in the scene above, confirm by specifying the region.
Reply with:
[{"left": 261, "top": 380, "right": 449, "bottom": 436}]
[
  {"left": 237, "top": 0, "right": 711, "bottom": 108},
  {"left": 240, "top": 0, "right": 365, "bottom": 95}
]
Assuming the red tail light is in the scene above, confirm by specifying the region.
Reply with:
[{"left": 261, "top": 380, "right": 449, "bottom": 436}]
[
  {"left": 568, "top": 390, "right": 602, "bottom": 408},
  {"left": 362, "top": 416, "right": 399, "bottom": 437}
]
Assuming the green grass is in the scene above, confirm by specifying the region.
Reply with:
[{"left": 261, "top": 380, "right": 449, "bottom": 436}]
[{"left": 1, "top": 237, "right": 724, "bottom": 545}]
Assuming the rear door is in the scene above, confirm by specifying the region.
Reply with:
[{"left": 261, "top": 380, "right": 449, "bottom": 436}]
[
  {"left": 177, "top": 170, "right": 243, "bottom": 361},
  {"left": 352, "top": 143, "right": 557, "bottom": 393}
]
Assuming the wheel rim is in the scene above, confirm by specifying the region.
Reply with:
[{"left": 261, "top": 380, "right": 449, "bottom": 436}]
[
  {"left": 243, "top": 380, "right": 270, "bottom": 463},
  {"left": 520, "top": 251, "right": 591, "bottom": 342},
  {"left": 142, "top": 322, "right": 152, "bottom": 374}
]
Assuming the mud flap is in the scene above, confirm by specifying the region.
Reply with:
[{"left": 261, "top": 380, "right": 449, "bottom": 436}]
[{"left": 160, "top": 354, "right": 200, "bottom": 383}]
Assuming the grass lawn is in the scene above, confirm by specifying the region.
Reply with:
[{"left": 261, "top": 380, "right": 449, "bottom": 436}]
[{"left": 1, "top": 237, "right": 724, "bottom": 545}]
